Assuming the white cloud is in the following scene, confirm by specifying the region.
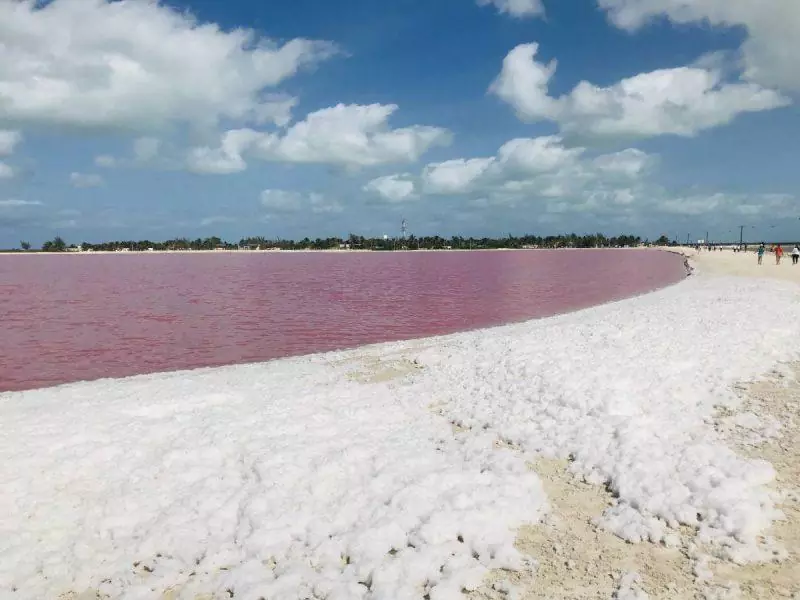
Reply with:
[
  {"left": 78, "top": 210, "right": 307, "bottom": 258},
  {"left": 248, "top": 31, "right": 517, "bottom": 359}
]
[
  {"left": 376, "top": 132, "right": 797, "bottom": 230},
  {"left": 187, "top": 129, "right": 263, "bottom": 174},
  {"left": 422, "top": 158, "right": 496, "bottom": 194},
  {"left": 0, "top": 130, "right": 22, "bottom": 156},
  {"left": 592, "top": 148, "right": 656, "bottom": 178},
  {"left": 363, "top": 174, "right": 417, "bottom": 202},
  {"left": 189, "top": 104, "right": 451, "bottom": 174},
  {"left": 490, "top": 45, "right": 560, "bottom": 121},
  {"left": 477, "top": 0, "right": 545, "bottom": 18},
  {"left": 257, "top": 104, "right": 452, "bottom": 168},
  {"left": 496, "top": 136, "right": 586, "bottom": 174},
  {"left": 0, "top": 162, "right": 14, "bottom": 179},
  {"left": 69, "top": 172, "right": 104, "bottom": 188},
  {"left": 0, "top": 0, "right": 337, "bottom": 131},
  {"left": 418, "top": 135, "right": 586, "bottom": 196},
  {"left": 491, "top": 43, "right": 789, "bottom": 138},
  {"left": 373, "top": 135, "right": 674, "bottom": 224},
  {"left": 597, "top": 0, "right": 800, "bottom": 92}
]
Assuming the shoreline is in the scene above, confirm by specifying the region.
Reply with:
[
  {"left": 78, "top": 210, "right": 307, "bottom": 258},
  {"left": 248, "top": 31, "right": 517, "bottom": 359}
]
[
  {"left": 2, "top": 246, "right": 668, "bottom": 256},
  {"left": 1, "top": 249, "right": 690, "bottom": 394},
  {"left": 2, "top": 249, "right": 800, "bottom": 599}
]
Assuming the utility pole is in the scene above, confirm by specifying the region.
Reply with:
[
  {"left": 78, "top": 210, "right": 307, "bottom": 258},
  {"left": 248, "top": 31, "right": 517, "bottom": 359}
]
[{"left": 739, "top": 225, "right": 745, "bottom": 249}]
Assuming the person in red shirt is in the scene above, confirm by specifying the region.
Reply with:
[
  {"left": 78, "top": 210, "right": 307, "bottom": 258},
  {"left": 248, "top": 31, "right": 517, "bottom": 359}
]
[{"left": 775, "top": 244, "right": 784, "bottom": 265}]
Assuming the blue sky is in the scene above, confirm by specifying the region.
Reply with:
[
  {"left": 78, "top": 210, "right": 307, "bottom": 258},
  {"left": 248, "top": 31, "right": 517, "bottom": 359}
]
[{"left": 0, "top": 0, "right": 798, "bottom": 247}]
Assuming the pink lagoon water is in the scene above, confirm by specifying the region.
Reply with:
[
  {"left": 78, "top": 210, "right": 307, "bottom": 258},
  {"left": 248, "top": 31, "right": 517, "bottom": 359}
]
[{"left": 0, "top": 250, "right": 686, "bottom": 392}]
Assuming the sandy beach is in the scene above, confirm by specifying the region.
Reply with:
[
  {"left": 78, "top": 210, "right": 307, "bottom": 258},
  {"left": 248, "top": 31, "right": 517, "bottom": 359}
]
[
  {"left": 1, "top": 249, "right": 800, "bottom": 599},
  {"left": 688, "top": 247, "right": 800, "bottom": 284}
]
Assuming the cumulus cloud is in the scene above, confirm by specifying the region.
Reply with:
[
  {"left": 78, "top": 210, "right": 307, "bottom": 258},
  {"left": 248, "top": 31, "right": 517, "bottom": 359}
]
[
  {"left": 592, "top": 148, "right": 657, "bottom": 178},
  {"left": 256, "top": 104, "right": 451, "bottom": 167},
  {"left": 188, "top": 104, "right": 451, "bottom": 174},
  {"left": 477, "top": 0, "right": 545, "bottom": 18},
  {"left": 490, "top": 45, "right": 560, "bottom": 121},
  {"left": 69, "top": 172, "right": 105, "bottom": 188},
  {"left": 373, "top": 136, "right": 638, "bottom": 212},
  {"left": 0, "top": 162, "right": 14, "bottom": 179},
  {"left": 422, "top": 158, "right": 497, "bottom": 195},
  {"left": 188, "top": 129, "right": 263, "bottom": 175},
  {"left": 597, "top": 0, "right": 800, "bottom": 92},
  {"left": 373, "top": 133, "right": 797, "bottom": 229},
  {"left": 491, "top": 43, "right": 789, "bottom": 139},
  {"left": 0, "top": 0, "right": 337, "bottom": 131},
  {"left": 363, "top": 174, "right": 417, "bottom": 202},
  {"left": 419, "top": 136, "right": 586, "bottom": 196},
  {"left": 497, "top": 136, "right": 586, "bottom": 174}
]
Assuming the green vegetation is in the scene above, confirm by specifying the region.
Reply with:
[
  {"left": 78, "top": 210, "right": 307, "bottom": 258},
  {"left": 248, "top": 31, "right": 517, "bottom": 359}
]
[
  {"left": 41, "top": 236, "right": 67, "bottom": 252},
  {"left": 70, "top": 232, "right": 646, "bottom": 252},
  {"left": 20, "top": 241, "right": 31, "bottom": 251},
  {"left": 655, "top": 235, "right": 672, "bottom": 246}
]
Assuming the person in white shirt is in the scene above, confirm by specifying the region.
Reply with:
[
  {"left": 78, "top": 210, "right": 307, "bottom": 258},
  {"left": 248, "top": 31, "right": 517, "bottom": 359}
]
[{"left": 792, "top": 245, "right": 800, "bottom": 265}]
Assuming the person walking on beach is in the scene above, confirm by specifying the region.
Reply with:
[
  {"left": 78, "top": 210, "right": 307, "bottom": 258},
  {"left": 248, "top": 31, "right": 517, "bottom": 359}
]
[
  {"left": 792, "top": 245, "right": 800, "bottom": 265},
  {"left": 775, "top": 244, "right": 784, "bottom": 265},
  {"left": 757, "top": 243, "right": 765, "bottom": 265}
]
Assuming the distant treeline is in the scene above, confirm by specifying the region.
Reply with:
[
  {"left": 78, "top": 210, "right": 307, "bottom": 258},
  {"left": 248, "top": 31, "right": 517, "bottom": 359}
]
[{"left": 15, "top": 233, "right": 660, "bottom": 252}]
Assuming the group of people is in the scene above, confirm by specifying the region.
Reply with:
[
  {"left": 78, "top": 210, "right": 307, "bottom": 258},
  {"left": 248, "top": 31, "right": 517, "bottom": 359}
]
[{"left": 756, "top": 243, "right": 800, "bottom": 265}]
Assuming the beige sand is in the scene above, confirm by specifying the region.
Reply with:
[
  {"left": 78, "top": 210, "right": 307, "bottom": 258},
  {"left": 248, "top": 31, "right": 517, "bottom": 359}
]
[{"left": 690, "top": 248, "right": 800, "bottom": 283}]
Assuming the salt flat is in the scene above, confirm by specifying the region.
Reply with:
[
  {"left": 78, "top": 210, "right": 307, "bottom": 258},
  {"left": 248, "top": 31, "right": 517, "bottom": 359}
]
[{"left": 2, "top": 250, "right": 800, "bottom": 599}]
